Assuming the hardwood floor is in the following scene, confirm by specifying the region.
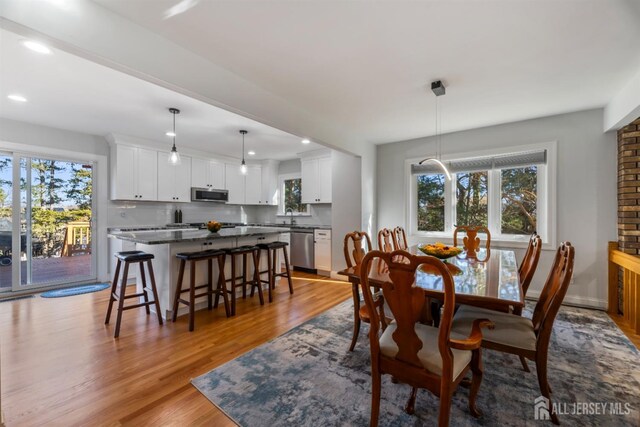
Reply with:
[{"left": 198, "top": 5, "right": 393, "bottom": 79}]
[
  {"left": 608, "top": 313, "right": 640, "bottom": 349},
  {"left": 1, "top": 271, "right": 352, "bottom": 426}
]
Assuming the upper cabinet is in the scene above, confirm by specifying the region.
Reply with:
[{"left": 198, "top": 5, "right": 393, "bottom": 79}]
[
  {"left": 260, "top": 160, "right": 280, "bottom": 205},
  {"left": 225, "top": 163, "right": 246, "bottom": 205},
  {"left": 192, "top": 158, "right": 225, "bottom": 190},
  {"left": 244, "top": 165, "right": 262, "bottom": 205},
  {"left": 301, "top": 154, "right": 332, "bottom": 204},
  {"left": 110, "top": 144, "right": 158, "bottom": 201},
  {"left": 157, "top": 153, "right": 192, "bottom": 202}
]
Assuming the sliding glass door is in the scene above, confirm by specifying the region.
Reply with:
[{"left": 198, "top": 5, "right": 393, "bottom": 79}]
[{"left": 0, "top": 152, "right": 96, "bottom": 292}]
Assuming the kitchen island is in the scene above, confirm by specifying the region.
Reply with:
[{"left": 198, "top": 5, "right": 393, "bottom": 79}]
[{"left": 109, "top": 226, "right": 289, "bottom": 319}]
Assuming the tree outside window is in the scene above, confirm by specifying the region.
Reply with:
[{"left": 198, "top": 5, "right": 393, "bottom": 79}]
[
  {"left": 416, "top": 174, "right": 445, "bottom": 232},
  {"left": 455, "top": 171, "right": 488, "bottom": 227},
  {"left": 283, "top": 178, "right": 306, "bottom": 213},
  {"left": 501, "top": 166, "right": 537, "bottom": 235}
]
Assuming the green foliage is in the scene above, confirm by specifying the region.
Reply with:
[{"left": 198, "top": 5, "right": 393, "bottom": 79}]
[
  {"left": 501, "top": 166, "right": 537, "bottom": 235},
  {"left": 31, "top": 208, "right": 91, "bottom": 257},
  {"left": 65, "top": 165, "right": 93, "bottom": 209},
  {"left": 284, "top": 178, "right": 305, "bottom": 213},
  {"left": 31, "top": 159, "right": 65, "bottom": 208},
  {"left": 456, "top": 171, "right": 488, "bottom": 227},
  {"left": 416, "top": 174, "right": 445, "bottom": 231}
]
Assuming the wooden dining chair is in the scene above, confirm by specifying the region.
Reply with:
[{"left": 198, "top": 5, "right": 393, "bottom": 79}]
[
  {"left": 392, "top": 226, "right": 408, "bottom": 251},
  {"left": 377, "top": 228, "right": 395, "bottom": 253},
  {"left": 453, "top": 225, "right": 491, "bottom": 256},
  {"left": 344, "top": 231, "right": 387, "bottom": 351},
  {"left": 360, "top": 250, "right": 494, "bottom": 427},
  {"left": 451, "top": 242, "right": 574, "bottom": 425},
  {"left": 516, "top": 233, "right": 543, "bottom": 312}
]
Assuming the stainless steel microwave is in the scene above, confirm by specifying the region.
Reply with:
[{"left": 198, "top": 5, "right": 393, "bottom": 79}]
[{"left": 191, "top": 187, "right": 229, "bottom": 203}]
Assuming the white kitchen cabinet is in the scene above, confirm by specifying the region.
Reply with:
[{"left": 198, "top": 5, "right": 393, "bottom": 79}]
[
  {"left": 314, "top": 229, "right": 332, "bottom": 273},
  {"left": 110, "top": 144, "right": 158, "bottom": 201},
  {"left": 244, "top": 165, "right": 262, "bottom": 205},
  {"left": 260, "top": 160, "right": 280, "bottom": 205},
  {"left": 225, "top": 163, "right": 245, "bottom": 205},
  {"left": 157, "top": 153, "right": 191, "bottom": 202},
  {"left": 192, "top": 158, "right": 225, "bottom": 189},
  {"left": 301, "top": 156, "right": 331, "bottom": 203}
]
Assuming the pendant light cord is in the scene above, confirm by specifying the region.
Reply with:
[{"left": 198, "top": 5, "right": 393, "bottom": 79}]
[{"left": 172, "top": 111, "right": 176, "bottom": 150}]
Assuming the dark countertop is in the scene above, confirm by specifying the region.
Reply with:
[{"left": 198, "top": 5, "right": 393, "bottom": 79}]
[
  {"left": 108, "top": 223, "right": 331, "bottom": 232},
  {"left": 109, "top": 226, "right": 289, "bottom": 244}
]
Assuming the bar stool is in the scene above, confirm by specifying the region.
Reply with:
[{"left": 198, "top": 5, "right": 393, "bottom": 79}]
[
  {"left": 224, "top": 245, "right": 263, "bottom": 315},
  {"left": 171, "top": 249, "right": 229, "bottom": 332},
  {"left": 105, "top": 250, "right": 163, "bottom": 338},
  {"left": 256, "top": 241, "right": 294, "bottom": 301}
]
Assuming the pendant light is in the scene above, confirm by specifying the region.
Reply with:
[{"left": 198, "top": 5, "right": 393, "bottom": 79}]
[
  {"left": 418, "top": 80, "right": 451, "bottom": 180},
  {"left": 239, "top": 130, "right": 248, "bottom": 175},
  {"left": 168, "top": 108, "right": 181, "bottom": 165}
]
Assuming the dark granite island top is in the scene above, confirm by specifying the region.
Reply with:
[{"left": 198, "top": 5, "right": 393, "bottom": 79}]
[{"left": 109, "top": 226, "right": 289, "bottom": 245}]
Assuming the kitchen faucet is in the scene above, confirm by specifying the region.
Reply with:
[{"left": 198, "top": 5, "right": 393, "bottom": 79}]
[{"left": 285, "top": 208, "right": 296, "bottom": 225}]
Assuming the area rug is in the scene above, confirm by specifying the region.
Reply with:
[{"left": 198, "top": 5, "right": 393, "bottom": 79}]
[
  {"left": 40, "top": 283, "right": 110, "bottom": 298},
  {"left": 192, "top": 300, "right": 640, "bottom": 426}
]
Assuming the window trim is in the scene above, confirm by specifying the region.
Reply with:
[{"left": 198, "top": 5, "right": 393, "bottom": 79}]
[
  {"left": 405, "top": 141, "right": 557, "bottom": 249},
  {"left": 278, "top": 172, "right": 310, "bottom": 216}
]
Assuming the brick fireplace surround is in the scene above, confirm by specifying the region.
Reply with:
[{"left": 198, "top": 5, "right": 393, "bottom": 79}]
[{"left": 618, "top": 116, "right": 640, "bottom": 254}]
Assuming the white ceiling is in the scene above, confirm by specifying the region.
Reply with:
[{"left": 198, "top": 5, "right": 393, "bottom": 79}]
[
  {"left": 0, "top": 28, "right": 324, "bottom": 160},
  {"left": 92, "top": 0, "right": 640, "bottom": 144}
]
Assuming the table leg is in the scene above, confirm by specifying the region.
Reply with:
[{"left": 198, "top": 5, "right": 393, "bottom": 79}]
[{"left": 349, "top": 278, "right": 361, "bottom": 352}]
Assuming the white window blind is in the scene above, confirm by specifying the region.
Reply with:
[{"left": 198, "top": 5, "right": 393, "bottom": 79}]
[{"left": 411, "top": 149, "right": 546, "bottom": 175}]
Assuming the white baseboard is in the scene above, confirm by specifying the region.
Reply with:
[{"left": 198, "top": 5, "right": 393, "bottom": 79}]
[{"left": 526, "top": 290, "right": 607, "bottom": 310}]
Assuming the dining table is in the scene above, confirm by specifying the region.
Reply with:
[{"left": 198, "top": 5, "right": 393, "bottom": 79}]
[{"left": 337, "top": 245, "right": 523, "bottom": 335}]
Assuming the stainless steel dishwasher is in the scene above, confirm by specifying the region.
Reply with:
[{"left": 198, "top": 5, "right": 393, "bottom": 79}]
[{"left": 290, "top": 228, "right": 315, "bottom": 270}]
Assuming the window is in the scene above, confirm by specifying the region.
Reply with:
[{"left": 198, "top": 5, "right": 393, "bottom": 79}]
[
  {"left": 408, "top": 143, "right": 555, "bottom": 246},
  {"left": 501, "top": 166, "right": 537, "bottom": 235},
  {"left": 455, "top": 171, "right": 488, "bottom": 227},
  {"left": 417, "top": 174, "right": 445, "bottom": 232},
  {"left": 279, "top": 174, "right": 308, "bottom": 215}
]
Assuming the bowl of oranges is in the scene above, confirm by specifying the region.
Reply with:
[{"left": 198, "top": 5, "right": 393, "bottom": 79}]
[
  {"left": 207, "top": 220, "right": 222, "bottom": 233},
  {"left": 418, "top": 242, "right": 463, "bottom": 259}
]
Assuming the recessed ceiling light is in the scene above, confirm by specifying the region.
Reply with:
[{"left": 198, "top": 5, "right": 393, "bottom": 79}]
[
  {"left": 248, "top": 151, "right": 256, "bottom": 156},
  {"left": 301, "top": 139, "right": 310, "bottom": 144},
  {"left": 7, "top": 94, "right": 27, "bottom": 102},
  {"left": 22, "top": 40, "right": 52, "bottom": 55},
  {"left": 166, "top": 131, "right": 176, "bottom": 137}
]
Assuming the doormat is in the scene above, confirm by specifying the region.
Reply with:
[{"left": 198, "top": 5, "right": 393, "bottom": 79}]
[
  {"left": 40, "top": 283, "right": 110, "bottom": 298},
  {"left": 0, "top": 295, "right": 35, "bottom": 303}
]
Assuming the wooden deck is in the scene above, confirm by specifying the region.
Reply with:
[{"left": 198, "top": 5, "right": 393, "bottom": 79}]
[
  {"left": 0, "top": 270, "right": 352, "bottom": 425},
  {"left": 0, "top": 254, "right": 92, "bottom": 289}
]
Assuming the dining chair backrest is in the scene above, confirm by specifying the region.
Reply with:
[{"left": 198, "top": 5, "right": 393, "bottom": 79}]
[
  {"left": 453, "top": 225, "right": 491, "bottom": 255},
  {"left": 360, "top": 250, "right": 457, "bottom": 376},
  {"left": 531, "top": 242, "right": 574, "bottom": 348},
  {"left": 343, "top": 231, "right": 374, "bottom": 269},
  {"left": 392, "top": 226, "right": 408, "bottom": 251},
  {"left": 377, "top": 228, "right": 395, "bottom": 253},
  {"left": 519, "top": 233, "right": 542, "bottom": 298}
]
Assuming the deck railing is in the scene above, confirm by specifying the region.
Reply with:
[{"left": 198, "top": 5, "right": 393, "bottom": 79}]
[
  {"left": 61, "top": 221, "right": 91, "bottom": 257},
  {"left": 608, "top": 241, "right": 640, "bottom": 334}
]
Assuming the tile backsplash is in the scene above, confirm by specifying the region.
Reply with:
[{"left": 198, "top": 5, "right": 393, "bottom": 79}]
[{"left": 107, "top": 201, "right": 331, "bottom": 227}]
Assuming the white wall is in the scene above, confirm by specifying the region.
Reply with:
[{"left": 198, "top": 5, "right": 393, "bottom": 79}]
[
  {"left": 376, "top": 108, "right": 617, "bottom": 309},
  {"left": 331, "top": 150, "right": 362, "bottom": 271},
  {"left": 604, "top": 68, "right": 640, "bottom": 131}
]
